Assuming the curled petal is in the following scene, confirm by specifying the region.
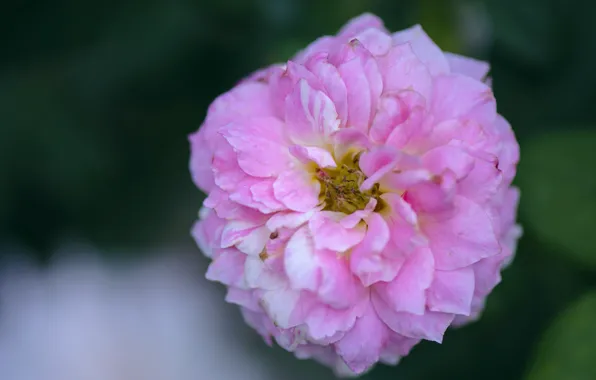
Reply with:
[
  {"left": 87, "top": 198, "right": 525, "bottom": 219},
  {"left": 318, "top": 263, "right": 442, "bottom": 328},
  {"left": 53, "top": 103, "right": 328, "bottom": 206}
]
[
  {"left": 309, "top": 212, "right": 366, "bottom": 252},
  {"left": 285, "top": 79, "right": 340, "bottom": 145},
  {"left": 290, "top": 145, "right": 337, "bottom": 168}
]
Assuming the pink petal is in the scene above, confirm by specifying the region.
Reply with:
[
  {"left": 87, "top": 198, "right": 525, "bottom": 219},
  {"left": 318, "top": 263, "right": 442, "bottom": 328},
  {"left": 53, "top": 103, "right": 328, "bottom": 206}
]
[
  {"left": 226, "top": 288, "right": 260, "bottom": 312},
  {"left": 220, "top": 221, "right": 270, "bottom": 256},
  {"left": 250, "top": 179, "right": 285, "bottom": 212},
  {"left": 369, "top": 94, "right": 408, "bottom": 144},
  {"left": 376, "top": 247, "right": 434, "bottom": 315},
  {"left": 471, "top": 255, "right": 503, "bottom": 297},
  {"left": 380, "top": 333, "right": 420, "bottom": 365},
  {"left": 293, "top": 36, "right": 337, "bottom": 65},
  {"left": 359, "top": 146, "right": 400, "bottom": 190},
  {"left": 378, "top": 43, "right": 433, "bottom": 99},
  {"left": 266, "top": 209, "right": 316, "bottom": 231},
  {"left": 273, "top": 168, "right": 320, "bottom": 212},
  {"left": 304, "top": 295, "right": 367, "bottom": 340},
  {"left": 340, "top": 199, "right": 376, "bottom": 229},
  {"left": 188, "top": 130, "right": 215, "bottom": 193},
  {"left": 244, "top": 255, "right": 285, "bottom": 291},
  {"left": 422, "top": 145, "right": 475, "bottom": 180},
  {"left": 317, "top": 249, "right": 364, "bottom": 308},
  {"left": 353, "top": 28, "right": 393, "bottom": 56},
  {"left": 426, "top": 267, "right": 475, "bottom": 315},
  {"left": 372, "top": 291, "right": 454, "bottom": 342},
  {"left": 458, "top": 154, "right": 503, "bottom": 204},
  {"left": 385, "top": 92, "right": 428, "bottom": 150},
  {"left": 424, "top": 196, "right": 501, "bottom": 270},
  {"left": 206, "top": 248, "right": 246, "bottom": 287},
  {"left": 331, "top": 129, "right": 371, "bottom": 159},
  {"left": 430, "top": 74, "right": 497, "bottom": 127},
  {"left": 332, "top": 41, "right": 383, "bottom": 132},
  {"left": 284, "top": 226, "right": 321, "bottom": 292},
  {"left": 304, "top": 54, "right": 349, "bottom": 126},
  {"left": 219, "top": 117, "right": 291, "bottom": 177},
  {"left": 260, "top": 287, "right": 309, "bottom": 329},
  {"left": 289, "top": 145, "right": 336, "bottom": 168},
  {"left": 335, "top": 303, "right": 387, "bottom": 374},
  {"left": 445, "top": 52, "right": 490, "bottom": 80},
  {"left": 205, "top": 81, "right": 275, "bottom": 129},
  {"left": 337, "top": 13, "right": 386, "bottom": 39},
  {"left": 285, "top": 79, "right": 340, "bottom": 146},
  {"left": 191, "top": 208, "right": 224, "bottom": 258},
  {"left": 392, "top": 25, "right": 450, "bottom": 76},
  {"left": 309, "top": 212, "right": 366, "bottom": 252},
  {"left": 403, "top": 174, "right": 456, "bottom": 214},
  {"left": 350, "top": 212, "right": 396, "bottom": 286}
]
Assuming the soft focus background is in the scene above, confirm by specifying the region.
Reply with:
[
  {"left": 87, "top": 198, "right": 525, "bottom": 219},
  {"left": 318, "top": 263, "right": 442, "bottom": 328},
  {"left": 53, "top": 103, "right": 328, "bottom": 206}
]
[{"left": 1, "top": 0, "right": 596, "bottom": 379}]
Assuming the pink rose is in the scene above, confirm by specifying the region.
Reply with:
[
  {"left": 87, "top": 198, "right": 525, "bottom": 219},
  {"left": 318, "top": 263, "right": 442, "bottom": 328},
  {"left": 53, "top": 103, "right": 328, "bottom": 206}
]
[{"left": 189, "top": 13, "right": 521, "bottom": 376}]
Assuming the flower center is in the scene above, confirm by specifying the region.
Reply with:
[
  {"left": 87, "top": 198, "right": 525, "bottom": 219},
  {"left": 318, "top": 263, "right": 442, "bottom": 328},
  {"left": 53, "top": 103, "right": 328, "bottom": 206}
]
[{"left": 316, "top": 153, "right": 382, "bottom": 214}]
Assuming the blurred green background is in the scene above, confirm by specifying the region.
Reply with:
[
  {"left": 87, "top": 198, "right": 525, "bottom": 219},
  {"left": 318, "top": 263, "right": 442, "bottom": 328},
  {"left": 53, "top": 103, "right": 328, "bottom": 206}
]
[{"left": 1, "top": 0, "right": 596, "bottom": 379}]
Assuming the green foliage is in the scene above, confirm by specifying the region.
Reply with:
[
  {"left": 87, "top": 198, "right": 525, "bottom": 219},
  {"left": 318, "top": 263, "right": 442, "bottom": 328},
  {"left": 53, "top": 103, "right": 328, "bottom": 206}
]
[
  {"left": 518, "top": 131, "right": 596, "bottom": 269},
  {"left": 526, "top": 291, "right": 596, "bottom": 380}
]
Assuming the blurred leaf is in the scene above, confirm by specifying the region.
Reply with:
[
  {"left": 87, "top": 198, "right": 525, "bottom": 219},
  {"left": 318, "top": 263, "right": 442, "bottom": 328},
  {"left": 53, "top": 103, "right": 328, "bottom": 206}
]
[
  {"left": 488, "top": 0, "right": 559, "bottom": 67},
  {"left": 417, "top": 0, "right": 461, "bottom": 53},
  {"left": 518, "top": 130, "right": 596, "bottom": 268},
  {"left": 525, "top": 291, "right": 596, "bottom": 380}
]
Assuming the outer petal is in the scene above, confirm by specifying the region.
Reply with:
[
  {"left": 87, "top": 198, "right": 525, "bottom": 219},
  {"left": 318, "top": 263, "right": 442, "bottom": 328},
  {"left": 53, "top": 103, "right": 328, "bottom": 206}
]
[
  {"left": 206, "top": 248, "right": 246, "bottom": 287},
  {"left": 318, "top": 249, "right": 364, "bottom": 308},
  {"left": 392, "top": 25, "right": 450, "bottom": 76},
  {"left": 337, "top": 13, "right": 386, "bottom": 39},
  {"left": 372, "top": 291, "right": 454, "bottom": 342},
  {"left": 304, "top": 295, "right": 367, "bottom": 340},
  {"left": 426, "top": 267, "right": 475, "bottom": 315},
  {"left": 377, "top": 43, "right": 433, "bottom": 99},
  {"left": 204, "top": 81, "right": 275, "bottom": 131},
  {"left": 220, "top": 221, "right": 270, "bottom": 256},
  {"left": 335, "top": 303, "right": 387, "bottom": 374},
  {"left": 430, "top": 74, "right": 497, "bottom": 127},
  {"left": 376, "top": 247, "right": 434, "bottom": 315},
  {"left": 191, "top": 208, "right": 224, "bottom": 258},
  {"left": 445, "top": 52, "right": 490, "bottom": 81},
  {"left": 424, "top": 196, "right": 501, "bottom": 270},
  {"left": 188, "top": 130, "right": 215, "bottom": 193}
]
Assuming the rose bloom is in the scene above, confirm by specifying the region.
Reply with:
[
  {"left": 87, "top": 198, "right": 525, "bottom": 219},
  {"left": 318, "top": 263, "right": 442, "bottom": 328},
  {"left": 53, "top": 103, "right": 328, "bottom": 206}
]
[{"left": 189, "top": 13, "right": 521, "bottom": 376}]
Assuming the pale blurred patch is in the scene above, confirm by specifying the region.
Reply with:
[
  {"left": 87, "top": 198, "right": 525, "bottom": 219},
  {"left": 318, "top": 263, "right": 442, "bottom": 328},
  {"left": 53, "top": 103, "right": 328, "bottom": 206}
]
[{"left": 0, "top": 244, "right": 300, "bottom": 380}]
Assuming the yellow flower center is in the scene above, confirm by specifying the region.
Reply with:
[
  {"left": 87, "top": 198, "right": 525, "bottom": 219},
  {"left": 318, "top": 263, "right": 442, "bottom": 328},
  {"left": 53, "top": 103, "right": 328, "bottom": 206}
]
[{"left": 316, "top": 153, "right": 383, "bottom": 214}]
